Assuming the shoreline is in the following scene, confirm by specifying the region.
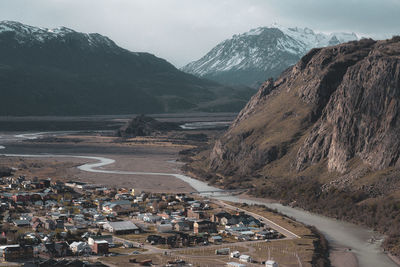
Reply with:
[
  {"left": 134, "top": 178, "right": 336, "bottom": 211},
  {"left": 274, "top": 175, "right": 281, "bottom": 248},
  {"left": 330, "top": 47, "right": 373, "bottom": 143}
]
[
  {"left": 233, "top": 194, "right": 359, "bottom": 267},
  {"left": 389, "top": 254, "right": 400, "bottom": 266}
]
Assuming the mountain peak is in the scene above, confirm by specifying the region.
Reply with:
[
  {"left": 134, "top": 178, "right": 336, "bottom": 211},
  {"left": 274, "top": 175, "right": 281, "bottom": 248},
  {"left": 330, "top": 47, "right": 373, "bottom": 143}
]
[
  {"left": 181, "top": 25, "right": 359, "bottom": 87},
  {"left": 0, "top": 20, "right": 116, "bottom": 50}
]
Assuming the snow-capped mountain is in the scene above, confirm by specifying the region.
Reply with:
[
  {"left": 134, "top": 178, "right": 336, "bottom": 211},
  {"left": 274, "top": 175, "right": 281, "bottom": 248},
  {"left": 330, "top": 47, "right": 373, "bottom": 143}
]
[
  {"left": 0, "top": 20, "right": 117, "bottom": 50},
  {"left": 182, "top": 24, "right": 359, "bottom": 87}
]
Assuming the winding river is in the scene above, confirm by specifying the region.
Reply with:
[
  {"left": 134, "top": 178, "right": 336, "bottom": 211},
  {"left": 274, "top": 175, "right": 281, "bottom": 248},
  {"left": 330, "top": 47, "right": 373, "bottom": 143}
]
[{"left": 0, "top": 132, "right": 398, "bottom": 267}]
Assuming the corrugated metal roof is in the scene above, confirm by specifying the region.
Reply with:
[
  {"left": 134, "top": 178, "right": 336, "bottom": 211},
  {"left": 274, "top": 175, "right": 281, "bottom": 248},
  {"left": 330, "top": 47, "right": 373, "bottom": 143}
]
[{"left": 106, "top": 221, "right": 139, "bottom": 231}]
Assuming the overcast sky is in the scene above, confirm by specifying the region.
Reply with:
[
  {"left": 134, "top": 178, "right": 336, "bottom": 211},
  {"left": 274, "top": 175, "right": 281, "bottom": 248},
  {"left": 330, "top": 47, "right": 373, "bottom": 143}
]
[{"left": 0, "top": 0, "right": 399, "bottom": 67}]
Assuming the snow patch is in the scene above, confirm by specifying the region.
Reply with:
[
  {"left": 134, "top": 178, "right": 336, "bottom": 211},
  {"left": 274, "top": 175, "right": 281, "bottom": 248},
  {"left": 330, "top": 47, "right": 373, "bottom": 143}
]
[
  {"left": 182, "top": 24, "right": 359, "bottom": 76},
  {"left": 0, "top": 20, "right": 115, "bottom": 48}
]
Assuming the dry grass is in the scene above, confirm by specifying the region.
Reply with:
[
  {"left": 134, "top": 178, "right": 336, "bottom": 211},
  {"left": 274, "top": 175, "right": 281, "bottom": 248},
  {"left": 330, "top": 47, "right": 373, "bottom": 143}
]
[
  {"left": 227, "top": 202, "right": 313, "bottom": 237},
  {"left": 248, "top": 240, "right": 314, "bottom": 267},
  {"left": 177, "top": 245, "right": 249, "bottom": 256},
  {"left": 109, "top": 247, "right": 147, "bottom": 254}
]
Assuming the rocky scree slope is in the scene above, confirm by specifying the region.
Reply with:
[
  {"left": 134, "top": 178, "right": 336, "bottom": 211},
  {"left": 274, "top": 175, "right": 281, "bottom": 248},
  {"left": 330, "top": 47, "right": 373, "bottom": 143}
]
[
  {"left": 182, "top": 25, "right": 358, "bottom": 87},
  {"left": 0, "top": 21, "right": 253, "bottom": 115}
]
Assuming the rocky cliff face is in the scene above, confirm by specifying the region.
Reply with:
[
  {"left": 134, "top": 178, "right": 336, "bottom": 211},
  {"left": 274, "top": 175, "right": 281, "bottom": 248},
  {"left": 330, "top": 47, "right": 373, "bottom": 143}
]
[
  {"left": 297, "top": 38, "right": 400, "bottom": 173},
  {"left": 197, "top": 37, "right": 400, "bottom": 257},
  {"left": 210, "top": 37, "right": 400, "bottom": 178}
]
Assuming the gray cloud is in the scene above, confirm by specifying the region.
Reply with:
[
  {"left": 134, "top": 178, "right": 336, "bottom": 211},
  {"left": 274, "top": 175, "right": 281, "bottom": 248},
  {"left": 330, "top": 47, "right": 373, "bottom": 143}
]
[{"left": 0, "top": 0, "right": 399, "bottom": 67}]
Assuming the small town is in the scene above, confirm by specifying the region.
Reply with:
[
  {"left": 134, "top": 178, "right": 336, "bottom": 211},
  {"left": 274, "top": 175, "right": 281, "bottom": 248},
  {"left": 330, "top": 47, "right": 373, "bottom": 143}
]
[{"left": 0, "top": 175, "right": 290, "bottom": 267}]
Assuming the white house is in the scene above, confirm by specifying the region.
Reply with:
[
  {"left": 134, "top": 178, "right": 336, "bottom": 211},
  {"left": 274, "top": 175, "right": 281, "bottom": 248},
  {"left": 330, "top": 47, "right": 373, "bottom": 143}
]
[
  {"left": 88, "top": 235, "right": 113, "bottom": 246},
  {"left": 230, "top": 250, "right": 240, "bottom": 258},
  {"left": 266, "top": 260, "right": 278, "bottom": 267},
  {"left": 69, "top": 241, "right": 92, "bottom": 255},
  {"left": 239, "top": 254, "right": 252, "bottom": 263},
  {"left": 103, "top": 221, "right": 140, "bottom": 234}
]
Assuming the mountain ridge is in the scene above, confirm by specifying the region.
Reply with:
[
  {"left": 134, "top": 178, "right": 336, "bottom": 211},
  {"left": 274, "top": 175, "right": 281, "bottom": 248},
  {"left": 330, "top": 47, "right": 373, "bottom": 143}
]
[
  {"left": 0, "top": 21, "right": 254, "bottom": 115},
  {"left": 182, "top": 24, "right": 359, "bottom": 87}
]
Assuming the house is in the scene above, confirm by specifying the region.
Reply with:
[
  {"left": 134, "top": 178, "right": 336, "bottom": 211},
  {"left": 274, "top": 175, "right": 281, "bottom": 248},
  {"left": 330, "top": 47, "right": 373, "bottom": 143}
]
[
  {"left": 174, "top": 221, "right": 193, "bottom": 232},
  {"left": 102, "top": 200, "right": 132, "bottom": 214},
  {"left": 88, "top": 235, "right": 113, "bottom": 246},
  {"left": 32, "top": 220, "right": 44, "bottom": 231},
  {"left": 56, "top": 219, "right": 64, "bottom": 229},
  {"left": 92, "top": 240, "right": 109, "bottom": 255},
  {"left": 212, "top": 211, "right": 232, "bottom": 224},
  {"left": 64, "top": 225, "right": 78, "bottom": 234},
  {"left": 157, "top": 223, "right": 173, "bottom": 233},
  {"left": 103, "top": 221, "right": 140, "bottom": 234},
  {"left": 45, "top": 219, "right": 56, "bottom": 230},
  {"left": 187, "top": 209, "right": 207, "bottom": 220},
  {"left": 39, "top": 179, "right": 51, "bottom": 188},
  {"left": 256, "top": 230, "right": 278, "bottom": 240},
  {"left": 209, "top": 235, "right": 223, "bottom": 244},
  {"left": 138, "top": 213, "right": 161, "bottom": 223},
  {"left": 44, "top": 242, "right": 70, "bottom": 257},
  {"left": 193, "top": 220, "right": 217, "bottom": 234},
  {"left": 266, "top": 260, "right": 278, "bottom": 267},
  {"left": 0, "top": 244, "right": 33, "bottom": 261},
  {"left": 12, "top": 194, "right": 30, "bottom": 203},
  {"left": 215, "top": 248, "right": 230, "bottom": 255},
  {"left": 69, "top": 241, "right": 92, "bottom": 255},
  {"left": 146, "top": 235, "right": 166, "bottom": 245},
  {"left": 230, "top": 250, "right": 240, "bottom": 258},
  {"left": 239, "top": 255, "right": 252, "bottom": 263},
  {"left": 223, "top": 213, "right": 261, "bottom": 227},
  {"left": 13, "top": 219, "right": 30, "bottom": 227}
]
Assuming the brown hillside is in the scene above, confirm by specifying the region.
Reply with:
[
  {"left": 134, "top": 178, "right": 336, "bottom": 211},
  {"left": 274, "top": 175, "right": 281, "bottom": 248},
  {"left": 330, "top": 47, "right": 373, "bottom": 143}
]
[{"left": 186, "top": 37, "right": 400, "bottom": 255}]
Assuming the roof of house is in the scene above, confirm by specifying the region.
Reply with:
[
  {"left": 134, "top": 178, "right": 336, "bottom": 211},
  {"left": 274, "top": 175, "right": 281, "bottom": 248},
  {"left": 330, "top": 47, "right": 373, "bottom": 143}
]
[
  {"left": 195, "top": 219, "right": 213, "bottom": 224},
  {"left": 105, "top": 221, "right": 139, "bottom": 231},
  {"left": 13, "top": 219, "right": 30, "bottom": 226},
  {"left": 94, "top": 240, "right": 108, "bottom": 244}
]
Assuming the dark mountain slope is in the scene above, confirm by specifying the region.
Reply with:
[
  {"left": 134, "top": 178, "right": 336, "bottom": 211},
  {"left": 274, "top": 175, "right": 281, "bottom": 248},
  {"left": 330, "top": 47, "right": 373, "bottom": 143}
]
[{"left": 0, "top": 21, "right": 254, "bottom": 115}]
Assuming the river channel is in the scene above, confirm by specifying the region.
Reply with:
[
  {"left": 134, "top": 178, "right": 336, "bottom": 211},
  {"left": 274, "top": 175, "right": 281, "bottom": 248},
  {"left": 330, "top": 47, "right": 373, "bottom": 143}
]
[{"left": 0, "top": 131, "right": 398, "bottom": 267}]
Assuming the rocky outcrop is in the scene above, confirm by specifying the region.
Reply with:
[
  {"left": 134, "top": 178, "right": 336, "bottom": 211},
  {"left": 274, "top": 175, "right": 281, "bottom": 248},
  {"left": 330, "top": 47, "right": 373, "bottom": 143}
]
[
  {"left": 116, "top": 115, "right": 180, "bottom": 138},
  {"left": 210, "top": 37, "right": 400, "bottom": 177}
]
